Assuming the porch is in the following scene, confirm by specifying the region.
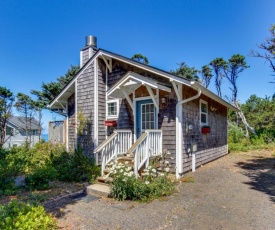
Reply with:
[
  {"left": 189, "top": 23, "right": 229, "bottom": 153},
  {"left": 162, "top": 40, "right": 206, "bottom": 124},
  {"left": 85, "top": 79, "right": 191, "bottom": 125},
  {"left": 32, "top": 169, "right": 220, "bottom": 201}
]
[{"left": 94, "top": 129, "right": 162, "bottom": 177}]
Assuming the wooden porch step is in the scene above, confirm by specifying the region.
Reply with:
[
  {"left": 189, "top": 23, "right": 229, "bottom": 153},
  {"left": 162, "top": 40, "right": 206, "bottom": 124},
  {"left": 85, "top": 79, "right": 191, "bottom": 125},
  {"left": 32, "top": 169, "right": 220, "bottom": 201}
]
[
  {"left": 117, "top": 156, "right": 134, "bottom": 164},
  {"left": 97, "top": 176, "right": 113, "bottom": 184}
]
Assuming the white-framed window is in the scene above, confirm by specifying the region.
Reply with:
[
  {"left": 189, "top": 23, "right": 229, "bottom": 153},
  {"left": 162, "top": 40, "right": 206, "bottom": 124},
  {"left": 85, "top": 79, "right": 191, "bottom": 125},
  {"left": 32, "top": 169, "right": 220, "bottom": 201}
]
[
  {"left": 200, "top": 99, "right": 208, "bottom": 125},
  {"left": 106, "top": 100, "right": 119, "bottom": 118}
]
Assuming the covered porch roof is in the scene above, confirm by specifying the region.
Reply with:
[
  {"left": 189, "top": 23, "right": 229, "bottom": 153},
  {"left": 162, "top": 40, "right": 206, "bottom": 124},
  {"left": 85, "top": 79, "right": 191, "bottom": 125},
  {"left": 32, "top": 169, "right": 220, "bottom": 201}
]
[
  {"left": 107, "top": 72, "right": 171, "bottom": 110},
  {"left": 107, "top": 71, "right": 171, "bottom": 99}
]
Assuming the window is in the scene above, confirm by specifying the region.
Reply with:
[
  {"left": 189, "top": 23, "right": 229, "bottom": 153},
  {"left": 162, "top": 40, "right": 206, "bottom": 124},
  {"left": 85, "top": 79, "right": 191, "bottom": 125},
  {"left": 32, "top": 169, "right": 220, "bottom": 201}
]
[
  {"left": 200, "top": 100, "right": 208, "bottom": 125},
  {"left": 107, "top": 100, "right": 119, "bottom": 118},
  {"left": 6, "top": 126, "right": 13, "bottom": 136}
]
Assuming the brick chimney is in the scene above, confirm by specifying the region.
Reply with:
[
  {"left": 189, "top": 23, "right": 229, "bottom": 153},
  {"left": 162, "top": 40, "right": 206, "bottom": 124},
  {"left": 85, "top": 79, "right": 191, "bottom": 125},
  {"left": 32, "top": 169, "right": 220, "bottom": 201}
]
[{"left": 80, "top": 35, "right": 97, "bottom": 67}]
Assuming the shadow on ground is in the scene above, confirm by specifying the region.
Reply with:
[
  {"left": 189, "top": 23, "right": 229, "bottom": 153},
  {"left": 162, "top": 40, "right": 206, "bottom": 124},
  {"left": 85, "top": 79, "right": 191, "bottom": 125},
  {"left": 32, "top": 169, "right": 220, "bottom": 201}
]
[
  {"left": 44, "top": 192, "right": 99, "bottom": 218},
  {"left": 236, "top": 156, "right": 275, "bottom": 203}
]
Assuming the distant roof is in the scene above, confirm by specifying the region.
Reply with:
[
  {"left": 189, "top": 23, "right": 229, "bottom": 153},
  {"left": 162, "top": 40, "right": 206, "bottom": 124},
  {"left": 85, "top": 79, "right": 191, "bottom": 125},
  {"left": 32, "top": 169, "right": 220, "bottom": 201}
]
[{"left": 8, "top": 116, "right": 41, "bottom": 130}]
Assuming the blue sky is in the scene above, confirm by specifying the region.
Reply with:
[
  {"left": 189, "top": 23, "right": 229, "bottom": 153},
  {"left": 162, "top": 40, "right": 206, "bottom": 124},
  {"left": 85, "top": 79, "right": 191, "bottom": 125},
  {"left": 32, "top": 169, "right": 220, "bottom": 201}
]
[{"left": 0, "top": 0, "right": 274, "bottom": 133}]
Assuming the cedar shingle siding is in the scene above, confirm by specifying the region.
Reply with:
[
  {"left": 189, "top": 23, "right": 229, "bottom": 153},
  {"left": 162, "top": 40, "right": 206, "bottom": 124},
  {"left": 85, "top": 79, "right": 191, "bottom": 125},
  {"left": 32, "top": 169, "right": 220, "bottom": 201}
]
[
  {"left": 72, "top": 56, "right": 228, "bottom": 173},
  {"left": 67, "top": 93, "right": 76, "bottom": 150},
  {"left": 76, "top": 62, "right": 94, "bottom": 156}
]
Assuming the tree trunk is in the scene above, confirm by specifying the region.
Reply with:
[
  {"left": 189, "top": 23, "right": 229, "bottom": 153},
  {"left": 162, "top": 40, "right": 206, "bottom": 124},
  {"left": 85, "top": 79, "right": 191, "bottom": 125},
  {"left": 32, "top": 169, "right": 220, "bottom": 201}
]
[{"left": 234, "top": 101, "right": 256, "bottom": 137}]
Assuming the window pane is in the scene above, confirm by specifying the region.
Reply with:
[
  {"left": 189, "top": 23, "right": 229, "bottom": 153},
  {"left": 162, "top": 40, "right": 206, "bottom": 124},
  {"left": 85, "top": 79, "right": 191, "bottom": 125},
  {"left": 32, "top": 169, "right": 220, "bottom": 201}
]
[
  {"left": 149, "top": 104, "right": 154, "bottom": 112},
  {"left": 108, "top": 102, "right": 117, "bottom": 116},
  {"left": 201, "top": 114, "right": 207, "bottom": 123},
  {"left": 6, "top": 126, "right": 13, "bottom": 135},
  {"left": 201, "top": 103, "right": 207, "bottom": 113}
]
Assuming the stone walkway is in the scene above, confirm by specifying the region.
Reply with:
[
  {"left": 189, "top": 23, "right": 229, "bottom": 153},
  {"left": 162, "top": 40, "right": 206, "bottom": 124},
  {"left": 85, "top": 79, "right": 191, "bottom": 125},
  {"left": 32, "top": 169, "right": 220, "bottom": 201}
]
[{"left": 56, "top": 150, "right": 275, "bottom": 230}]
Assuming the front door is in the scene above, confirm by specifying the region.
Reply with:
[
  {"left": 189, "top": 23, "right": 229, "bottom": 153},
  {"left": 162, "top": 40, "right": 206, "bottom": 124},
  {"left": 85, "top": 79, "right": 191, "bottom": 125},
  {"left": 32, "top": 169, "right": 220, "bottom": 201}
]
[{"left": 136, "top": 99, "right": 156, "bottom": 138}]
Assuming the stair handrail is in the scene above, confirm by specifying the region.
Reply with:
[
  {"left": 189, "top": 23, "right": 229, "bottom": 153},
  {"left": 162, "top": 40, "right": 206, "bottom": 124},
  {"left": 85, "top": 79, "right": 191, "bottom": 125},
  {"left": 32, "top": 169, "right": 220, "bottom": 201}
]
[
  {"left": 128, "top": 129, "right": 162, "bottom": 177},
  {"left": 94, "top": 129, "right": 132, "bottom": 176}
]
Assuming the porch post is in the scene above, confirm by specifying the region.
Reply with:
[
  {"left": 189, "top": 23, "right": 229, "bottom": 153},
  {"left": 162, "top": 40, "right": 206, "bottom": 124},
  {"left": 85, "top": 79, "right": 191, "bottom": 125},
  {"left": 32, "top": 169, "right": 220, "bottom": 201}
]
[{"left": 173, "top": 82, "right": 183, "bottom": 178}]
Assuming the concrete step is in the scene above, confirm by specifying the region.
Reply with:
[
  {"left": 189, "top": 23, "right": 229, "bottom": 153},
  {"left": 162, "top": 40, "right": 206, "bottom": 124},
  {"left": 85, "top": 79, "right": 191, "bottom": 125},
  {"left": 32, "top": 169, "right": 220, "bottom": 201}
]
[{"left": 86, "top": 183, "right": 110, "bottom": 197}]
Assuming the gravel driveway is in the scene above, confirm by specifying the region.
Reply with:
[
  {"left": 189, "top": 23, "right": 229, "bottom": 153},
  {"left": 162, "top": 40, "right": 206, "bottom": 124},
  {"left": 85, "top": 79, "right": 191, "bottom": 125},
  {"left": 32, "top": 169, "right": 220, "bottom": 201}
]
[{"left": 55, "top": 150, "right": 275, "bottom": 230}]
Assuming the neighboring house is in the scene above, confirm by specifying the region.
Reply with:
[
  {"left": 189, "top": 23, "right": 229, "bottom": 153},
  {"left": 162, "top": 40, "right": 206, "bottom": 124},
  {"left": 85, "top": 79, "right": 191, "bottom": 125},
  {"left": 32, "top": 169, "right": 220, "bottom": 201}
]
[
  {"left": 3, "top": 116, "right": 41, "bottom": 148},
  {"left": 48, "top": 36, "right": 238, "bottom": 178}
]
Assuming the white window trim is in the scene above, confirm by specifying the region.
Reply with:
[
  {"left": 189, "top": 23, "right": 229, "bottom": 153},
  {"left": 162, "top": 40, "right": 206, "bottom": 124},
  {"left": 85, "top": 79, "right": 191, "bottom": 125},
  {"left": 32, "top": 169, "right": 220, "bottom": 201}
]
[
  {"left": 200, "top": 99, "right": 208, "bottom": 126},
  {"left": 106, "top": 99, "right": 119, "bottom": 119}
]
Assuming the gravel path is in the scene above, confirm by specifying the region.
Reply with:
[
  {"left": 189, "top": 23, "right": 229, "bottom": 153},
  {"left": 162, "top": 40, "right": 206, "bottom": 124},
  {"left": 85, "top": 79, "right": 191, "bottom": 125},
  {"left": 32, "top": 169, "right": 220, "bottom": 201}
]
[{"left": 56, "top": 151, "right": 275, "bottom": 230}]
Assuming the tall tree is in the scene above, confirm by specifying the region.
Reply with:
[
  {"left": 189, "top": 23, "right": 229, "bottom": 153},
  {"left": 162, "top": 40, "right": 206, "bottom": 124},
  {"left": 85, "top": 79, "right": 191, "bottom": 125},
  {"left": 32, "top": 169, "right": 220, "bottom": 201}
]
[
  {"left": 224, "top": 54, "right": 249, "bottom": 102},
  {"left": 224, "top": 54, "right": 254, "bottom": 136},
  {"left": 15, "top": 93, "right": 36, "bottom": 143},
  {"left": 250, "top": 24, "right": 275, "bottom": 83},
  {"left": 210, "top": 58, "right": 227, "bottom": 97},
  {"left": 131, "top": 54, "right": 149, "bottom": 65},
  {"left": 201, "top": 65, "right": 213, "bottom": 88},
  {"left": 0, "top": 86, "right": 14, "bottom": 148},
  {"left": 31, "top": 65, "right": 79, "bottom": 107},
  {"left": 170, "top": 62, "right": 200, "bottom": 81}
]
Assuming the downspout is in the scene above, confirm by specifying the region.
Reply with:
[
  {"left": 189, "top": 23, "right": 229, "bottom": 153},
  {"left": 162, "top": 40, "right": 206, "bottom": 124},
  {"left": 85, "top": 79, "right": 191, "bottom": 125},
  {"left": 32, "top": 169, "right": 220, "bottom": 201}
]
[{"left": 175, "top": 81, "right": 201, "bottom": 178}]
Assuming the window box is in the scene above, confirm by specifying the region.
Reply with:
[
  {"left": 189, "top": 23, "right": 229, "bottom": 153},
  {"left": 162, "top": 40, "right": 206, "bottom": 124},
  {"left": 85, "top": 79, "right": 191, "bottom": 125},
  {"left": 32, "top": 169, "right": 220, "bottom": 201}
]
[
  {"left": 105, "top": 120, "right": 117, "bottom": 127},
  {"left": 202, "top": 126, "right": 211, "bottom": 134}
]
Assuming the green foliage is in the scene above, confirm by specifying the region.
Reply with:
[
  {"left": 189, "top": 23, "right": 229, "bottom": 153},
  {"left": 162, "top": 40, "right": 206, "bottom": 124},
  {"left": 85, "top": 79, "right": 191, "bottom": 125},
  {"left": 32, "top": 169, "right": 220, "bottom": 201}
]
[
  {"left": 201, "top": 65, "right": 213, "bottom": 88},
  {"left": 225, "top": 54, "right": 249, "bottom": 101},
  {"left": 0, "top": 142, "right": 100, "bottom": 195},
  {"left": 228, "top": 122, "right": 275, "bottom": 152},
  {"left": 241, "top": 95, "right": 275, "bottom": 131},
  {"left": 170, "top": 62, "right": 200, "bottom": 81},
  {"left": 131, "top": 54, "right": 149, "bottom": 65},
  {"left": 110, "top": 165, "right": 175, "bottom": 202},
  {"left": 210, "top": 57, "right": 227, "bottom": 97},
  {"left": 0, "top": 199, "right": 57, "bottom": 230},
  {"left": 26, "top": 166, "right": 57, "bottom": 190},
  {"left": 31, "top": 65, "right": 80, "bottom": 107},
  {"left": 51, "top": 147, "right": 100, "bottom": 182},
  {"left": 228, "top": 123, "right": 245, "bottom": 143},
  {"left": 0, "top": 86, "right": 14, "bottom": 148}
]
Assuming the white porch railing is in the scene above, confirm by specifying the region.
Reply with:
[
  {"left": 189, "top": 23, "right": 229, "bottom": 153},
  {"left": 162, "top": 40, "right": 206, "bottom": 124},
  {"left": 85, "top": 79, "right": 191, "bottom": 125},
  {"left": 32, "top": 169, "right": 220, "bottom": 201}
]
[
  {"left": 126, "top": 130, "right": 162, "bottom": 176},
  {"left": 93, "top": 130, "right": 132, "bottom": 176}
]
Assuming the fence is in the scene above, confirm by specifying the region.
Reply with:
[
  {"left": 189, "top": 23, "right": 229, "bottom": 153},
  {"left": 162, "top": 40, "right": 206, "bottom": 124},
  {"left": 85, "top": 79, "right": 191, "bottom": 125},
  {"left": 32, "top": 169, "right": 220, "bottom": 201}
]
[{"left": 48, "top": 120, "right": 66, "bottom": 144}]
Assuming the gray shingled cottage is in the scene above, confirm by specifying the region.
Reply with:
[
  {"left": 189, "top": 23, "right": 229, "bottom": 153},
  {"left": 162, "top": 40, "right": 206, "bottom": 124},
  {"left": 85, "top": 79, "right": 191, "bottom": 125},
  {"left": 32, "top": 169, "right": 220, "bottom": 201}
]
[{"left": 48, "top": 36, "right": 238, "bottom": 178}]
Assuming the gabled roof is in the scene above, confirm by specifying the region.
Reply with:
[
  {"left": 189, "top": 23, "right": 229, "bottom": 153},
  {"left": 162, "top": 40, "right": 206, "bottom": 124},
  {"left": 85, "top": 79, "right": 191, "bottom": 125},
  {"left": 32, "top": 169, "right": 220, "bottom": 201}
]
[
  {"left": 48, "top": 48, "right": 238, "bottom": 111},
  {"left": 107, "top": 71, "right": 171, "bottom": 99},
  {"left": 8, "top": 116, "right": 41, "bottom": 130}
]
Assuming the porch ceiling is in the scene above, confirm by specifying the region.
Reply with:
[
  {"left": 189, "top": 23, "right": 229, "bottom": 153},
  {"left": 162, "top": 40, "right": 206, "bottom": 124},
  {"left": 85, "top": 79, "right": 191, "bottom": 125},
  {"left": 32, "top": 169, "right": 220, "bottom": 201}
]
[{"left": 107, "top": 72, "right": 171, "bottom": 99}]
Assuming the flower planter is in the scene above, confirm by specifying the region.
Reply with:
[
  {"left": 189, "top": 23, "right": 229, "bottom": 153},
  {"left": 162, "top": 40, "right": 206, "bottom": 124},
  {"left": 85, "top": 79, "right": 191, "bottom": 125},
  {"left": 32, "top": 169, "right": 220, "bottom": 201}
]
[
  {"left": 202, "top": 126, "right": 211, "bottom": 134},
  {"left": 105, "top": 120, "right": 117, "bottom": 127}
]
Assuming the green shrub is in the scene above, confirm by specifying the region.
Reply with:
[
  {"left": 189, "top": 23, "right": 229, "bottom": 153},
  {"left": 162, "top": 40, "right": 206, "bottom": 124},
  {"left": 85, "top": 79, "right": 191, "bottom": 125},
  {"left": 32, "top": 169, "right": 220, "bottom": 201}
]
[
  {"left": 228, "top": 123, "right": 245, "bottom": 143},
  {"left": 0, "top": 143, "right": 100, "bottom": 195},
  {"left": 26, "top": 166, "right": 57, "bottom": 190},
  {"left": 0, "top": 199, "right": 57, "bottom": 230},
  {"left": 51, "top": 147, "right": 100, "bottom": 182}
]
